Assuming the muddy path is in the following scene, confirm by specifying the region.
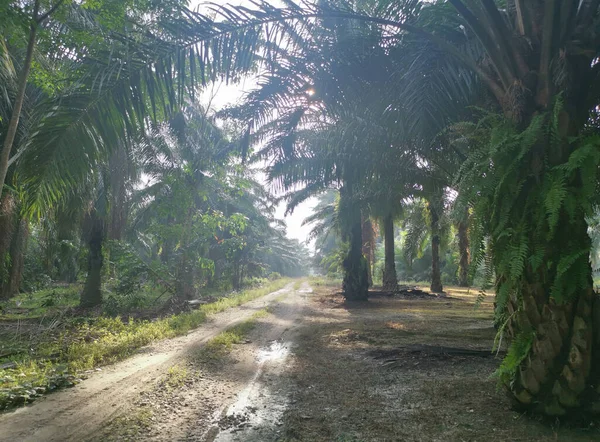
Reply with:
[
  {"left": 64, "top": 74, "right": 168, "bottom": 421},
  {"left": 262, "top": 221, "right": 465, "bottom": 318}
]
[
  {"left": 102, "top": 280, "right": 311, "bottom": 442},
  {"left": 0, "top": 282, "right": 303, "bottom": 442}
]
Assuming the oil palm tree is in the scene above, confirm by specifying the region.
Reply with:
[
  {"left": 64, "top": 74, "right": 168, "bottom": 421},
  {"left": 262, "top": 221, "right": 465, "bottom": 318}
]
[{"left": 366, "top": 0, "right": 600, "bottom": 413}]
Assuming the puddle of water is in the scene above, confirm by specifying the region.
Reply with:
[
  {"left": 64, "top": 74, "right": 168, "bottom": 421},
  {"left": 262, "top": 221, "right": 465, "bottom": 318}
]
[
  {"left": 210, "top": 341, "right": 292, "bottom": 442},
  {"left": 298, "top": 285, "right": 313, "bottom": 294},
  {"left": 257, "top": 341, "right": 290, "bottom": 363}
]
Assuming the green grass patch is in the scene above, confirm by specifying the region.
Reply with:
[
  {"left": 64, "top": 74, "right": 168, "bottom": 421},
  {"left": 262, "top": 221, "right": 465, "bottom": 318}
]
[
  {"left": 0, "top": 278, "right": 291, "bottom": 410},
  {"left": 195, "top": 309, "right": 269, "bottom": 363},
  {"left": 0, "top": 286, "right": 81, "bottom": 320},
  {"left": 161, "top": 364, "right": 188, "bottom": 390},
  {"left": 101, "top": 407, "right": 154, "bottom": 441}
]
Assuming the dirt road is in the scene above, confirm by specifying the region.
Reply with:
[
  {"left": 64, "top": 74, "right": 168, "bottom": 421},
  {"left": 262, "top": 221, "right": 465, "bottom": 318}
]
[
  {"left": 0, "top": 282, "right": 306, "bottom": 442},
  {"left": 3, "top": 281, "right": 598, "bottom": 441}
]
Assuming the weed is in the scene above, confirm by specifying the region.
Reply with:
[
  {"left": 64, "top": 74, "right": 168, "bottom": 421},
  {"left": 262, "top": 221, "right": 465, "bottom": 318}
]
[
  {"left": 0, "top": 286, "right": 80, "bottom": 320},
  {"left": 163, "top": 365, "right": 188, "bottom": 389},
  {"left": 102, "top": 407, "right": 154, "bottom": 440}
]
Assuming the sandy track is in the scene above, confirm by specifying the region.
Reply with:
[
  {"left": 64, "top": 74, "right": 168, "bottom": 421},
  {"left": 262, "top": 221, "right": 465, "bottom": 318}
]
[{"left": 0, "top": 283, "right": 297, "bottom": 442}]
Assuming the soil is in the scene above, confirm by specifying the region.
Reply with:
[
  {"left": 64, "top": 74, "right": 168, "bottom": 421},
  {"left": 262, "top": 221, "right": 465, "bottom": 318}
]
[{"left": 1, "top": 281, "right": 599, "bottom": 441}]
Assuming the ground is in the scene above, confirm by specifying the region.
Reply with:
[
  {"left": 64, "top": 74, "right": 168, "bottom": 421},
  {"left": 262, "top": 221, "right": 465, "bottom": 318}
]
[{"left": 0, "top": 280, "right": 598, "bottom": 441}]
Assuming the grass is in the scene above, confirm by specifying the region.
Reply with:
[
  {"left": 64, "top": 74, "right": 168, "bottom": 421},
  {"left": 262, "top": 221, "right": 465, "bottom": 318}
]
[
  {"left": 194, "top": 309, "right": 270, "bottom": 363},
  {"left": 100, "top": 407, "right": 154, "bottom": 441},
  {"left": 0, "top": 286, "right": 81, "bottom": 320},
  {"left": 162, "top": 364, "right": 188, "bottom": 390},
  {"left": 0, "top": 278, "right": 293, "bottom": 410}
]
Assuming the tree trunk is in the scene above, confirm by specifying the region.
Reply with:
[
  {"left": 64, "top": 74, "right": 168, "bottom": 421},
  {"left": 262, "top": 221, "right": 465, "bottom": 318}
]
[
  {"left": 0, "top": 194, "right": 27, "bottom": 299},
  {"left": 483, "top": 110, "right": 598, "bottom": 415},
  {"left": 176, "top": 252, "right": 195, "bottom": 299},
  {"left": 0, "top": 194, "right": 16, "bottom": 297},
  {"left": 429, "top": 201, "right": 443, "bottom": 293},
  {"left": 504, "top": 218, "right": 596, "bottom": 416},
  {"left": 1, "top": 218, "right": 28, "bottom": 299},
  {"left": 0, "top": 2, "right": 39, "bottom": 199},
  {"left": 342, "top": 218, "right": 369, "bottom": 301},
  {"left": 232, "top": 260, "right": 241, "bottom": 291},
  {"left": 338, "top": 185, "right": 369, "bottom": 301},
  {"left": 361, "top": 216, "right": 375, "bottom": 287},
  {"left": 457, "top": 216, "right": 470, "bottom": 287},
  {"left": 382, "top": 213, "right": 398, "bottom": 291},
  {"left": 80, "top": 212, "right": 104, "bottom": 307},
  {"left": 108, "top": 145, "right": 128, "bottom": 241}
]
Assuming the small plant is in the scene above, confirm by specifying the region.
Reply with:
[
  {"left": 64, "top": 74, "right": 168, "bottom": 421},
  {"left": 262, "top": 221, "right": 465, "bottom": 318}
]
[
  {"left": 40, "top": 290, "right": 62, "bottom": 307},
  {"left": 163, "top": 364, "right": 188, "bottom": 389}
]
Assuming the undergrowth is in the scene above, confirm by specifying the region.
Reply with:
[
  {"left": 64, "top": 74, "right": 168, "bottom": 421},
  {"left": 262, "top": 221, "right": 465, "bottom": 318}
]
[
  {"left": 0, "top": 278, "right": 292, "bottom": 410},
  {"left": 308, "top": 276, "right": 342, "bottom": 287}
]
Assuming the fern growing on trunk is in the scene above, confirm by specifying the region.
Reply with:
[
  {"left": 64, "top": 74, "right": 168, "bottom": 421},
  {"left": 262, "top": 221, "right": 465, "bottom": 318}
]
[{"left": 457, "top": 100, "right": 600, "bottom": 415}]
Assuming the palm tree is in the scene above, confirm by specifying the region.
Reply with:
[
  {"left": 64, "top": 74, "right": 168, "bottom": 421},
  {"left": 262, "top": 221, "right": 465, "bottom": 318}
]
[
  {"left": 381, "top": 212, "right": 398, "bottom": 291},
  {"left": 363, "top": 0, "right": 600, "bottom": 413},
  {"left": 5, "top": 0, "right": 598, "bottom": 412}
]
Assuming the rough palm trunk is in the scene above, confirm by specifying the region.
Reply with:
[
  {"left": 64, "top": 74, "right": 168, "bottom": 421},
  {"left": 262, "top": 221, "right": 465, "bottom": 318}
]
[
  {"left": 0, "top": 194, "right": 16, "bottom": 297},
  {"left": 342, "top": 218, "right": 369, "bottom": 301},
  {"left": 429, "top": 201, "right": 443, "bottom": 293},
  {"left": 361, "top": 216, "right": 375, "bottom": 287},
  {"left": 504, "top": 210, "right": 595, "bottom": 416},
  {"left": 382, "top": 213, "right": 398, "bottom": 291},
  {"left": 1, "top": 219, "right": 28, "bottom": 299},
  {"left": 0, "top": 194, "right": 28, "bottom": 299},
  {"left": 160, "top": 216, "right": 175, "bottom": 264},
  {"left": 108, "top": 145, "right": 128, "bottom": 241},
  {"left": 80, "top": 212, "right": 104, "bottom": 307},
  {"left": 232, "top": 259, "right": 242, "bottom": 291},
  {"left": 340, "top": 186, "right": 368, "bottom": 301},
  {"left": 176, "top": 252, "right": 195, "bottom": 299},
  {"left": 478, "top": 99, "right": 598, "bottom": 414},
  {"left": 175, "top": 209, "right": 195, "bottom": 299},
  {"left": 457, "top": 217, "right": 470, "bottom": 287}
]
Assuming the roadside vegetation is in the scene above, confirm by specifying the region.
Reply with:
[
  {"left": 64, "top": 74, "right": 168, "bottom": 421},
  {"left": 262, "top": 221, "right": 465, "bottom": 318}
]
[{"left": 0, "top": 278, "right": 290, "bottom": 409}]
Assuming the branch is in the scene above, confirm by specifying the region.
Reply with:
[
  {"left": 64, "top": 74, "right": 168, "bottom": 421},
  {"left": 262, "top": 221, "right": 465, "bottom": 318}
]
[
  {"left": 514, "top": 0, "right": 527, "bottom": 36},
  {"left": 36, "top": 0, "right": 65, "bottom": 24},
  {"left": 302, "top": 10, "right": 506, "bottom": 103},
  {"left": 447, "top": 0, "right": 515, "bottom": 88},
  {"left": 480, "top": 0, "right": 529, "bottom": 77},
  {"left": 182, "top": 4, "right": 507, "bottom": 102},
  {"left": 576, "top": 0, "right": 600, "bottom": 29}
]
